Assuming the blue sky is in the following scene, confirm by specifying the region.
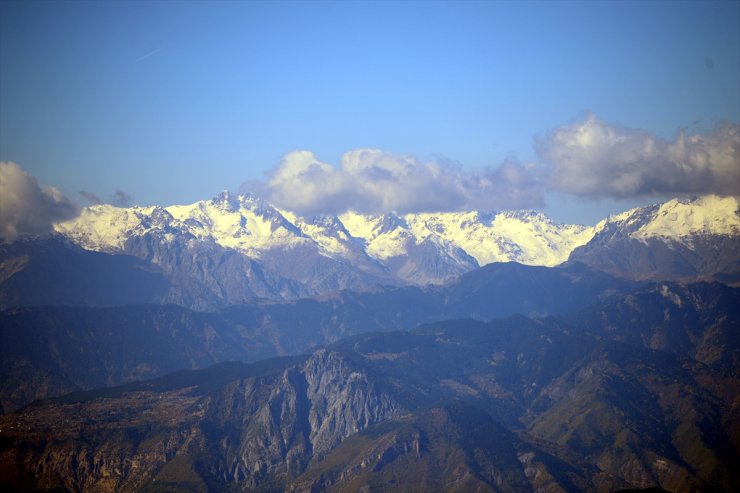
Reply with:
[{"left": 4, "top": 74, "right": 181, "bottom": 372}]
[{"left": 1, "top": 1, "right": 738, "bottom": 224}]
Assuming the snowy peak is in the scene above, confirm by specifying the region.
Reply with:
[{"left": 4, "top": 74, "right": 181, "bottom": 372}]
[
  {"left": 283, "top": 212, "right": 364, "bottom": 259},
  {"left": 403, "top": 210, "right": 594, "bottom": 267},
  {"left": 568, "top": 195, "right": 740, "bottom": 282},
  {"left": 164, "top": 193, "right": 307, "bottom": 256},
  {"left": 339, "top": 212, "right": 408, "bottom": 241},
  {"left": 593, "top": 195, "right": 740, "bottom": 243},
  {"left": 53, "top": 204, "right": 174, "bottom": 252},
  {"left": 53, "top": 193, "right": 739, "bottom": 292},
  {"left": 336, "top": 209, "right": 593, "bottom": 268},
  {"left": 632, "top": 195, "right": 740, "bottom": 240},
  {"left": 55, "top": 196, "right": 598, "bottom": 278}
]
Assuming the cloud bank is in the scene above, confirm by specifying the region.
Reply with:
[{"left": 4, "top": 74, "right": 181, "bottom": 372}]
[
  {"left": 260, "top": 149, "right": 545, "bottom": 215},
  {"left": 0, "top": 162, "right": 79, "bottom": 242},
  {"left": 538, "top": 116, "right": 740, "bottom": 198}
]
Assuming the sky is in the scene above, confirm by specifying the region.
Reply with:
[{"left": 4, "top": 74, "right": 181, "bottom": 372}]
[{"left": 1, "top": 0, "right": 738, "bottom": 226}]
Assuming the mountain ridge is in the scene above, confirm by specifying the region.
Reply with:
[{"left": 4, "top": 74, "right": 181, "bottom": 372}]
[
  {"left": 50, "top": 193, "right": 739, "bottom": 298},
  {"left": 2, "top": 308, "right": 736, "bottom": 492},
  {"left": 569, "top": 195, "right": 740, "bottom": 282},
  {"left": 0, "top": 261, "right": 639, "bottom": 412}
]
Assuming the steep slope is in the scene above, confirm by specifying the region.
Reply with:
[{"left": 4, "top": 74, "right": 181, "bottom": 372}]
[
  {"left": 1, "top": 312, "right": 736, "bottom": 492},
  {"left": 525, "top": 343, "right": 738, "bottom": 492},
  {"left": 288, "top": 404, "right": 607, "bottom": 493},
  {"left": 569, "top": 195, "right": 740, "bottom": 283}
]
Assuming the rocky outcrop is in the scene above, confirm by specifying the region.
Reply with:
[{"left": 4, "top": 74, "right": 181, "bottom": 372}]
[
  {"left": 192, "top": 350, "right": 404, "bottom": 490},
  {"left": 0, "top": 350, "right": 404, "bottom": 492}
]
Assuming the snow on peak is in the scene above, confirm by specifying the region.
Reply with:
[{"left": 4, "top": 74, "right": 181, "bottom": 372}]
[
  {"left": 55, "top": 195, "right": 601, "bottom": 272},
  {"left": 631, "top": 195, "right": 740, "bottom": 240},
  {"left": 55, "top": 193, "right": 739, "bottom": 284},
  {"left": 593, "top": 195, "right": 740, "bottom": 244},
  {"left": 164, "top": 194, "right": 306, "bottom": 256},
  {"left": 335, "top": 209, "right": 595, "bottom": 267},
  {"left": 53, "top": 204, "right": 170, "bottom": 252},
  {"left": 402, "top": 210, "right": 594, "bottom": 267}
]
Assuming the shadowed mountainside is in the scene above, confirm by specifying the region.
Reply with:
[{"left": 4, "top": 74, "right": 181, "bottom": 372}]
[
  {"left": 0, "top": 262, "right": 638, "bottom": 412},
  {"left": 1, "top": 313, "right": 737, "bottom": 492}
]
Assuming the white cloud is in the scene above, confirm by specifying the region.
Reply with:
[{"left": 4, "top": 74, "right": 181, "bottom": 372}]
[
  {"left": 0, "top": 162, "right": 79, "bottom": 242},
  {"left": 262, "top": 149, "right": 544, "bottom": 215},
  {"left": 537, "top": 115, "right": 740, "bottom": 198}
]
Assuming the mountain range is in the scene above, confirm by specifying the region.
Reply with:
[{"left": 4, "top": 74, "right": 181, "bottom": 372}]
[
  {"left": 0, "top": 261, "right": 637, "bottom": 413},
  {"left": 2, "top": 193, "right": 737, "bottom": 311},
  {"left": 0, "top": 193, "right": 739, "bottom": 492},
  {"left": 1, "top": 282, "right": 737, "bottom": 492}
]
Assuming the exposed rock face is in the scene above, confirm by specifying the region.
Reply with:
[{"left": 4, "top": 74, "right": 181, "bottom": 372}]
[
  {"left": 0, "top": 350, "right": 403, "bottom": 492},
  {"left": 186, "top": 350, "right": 404, "bottom": 490},
  {"left": 304, "top": 350, "right": 402, "bottom": 455},
  {"left": 1, "top": 304, "right": 737, "bottom": 492}
]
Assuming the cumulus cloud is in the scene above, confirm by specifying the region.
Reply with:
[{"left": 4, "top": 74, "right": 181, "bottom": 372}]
[
  {"left": 0, "top": 162, "right": 79, "bottom": 242},
  {"left": 260, "top": 149, "right": 544, "bottom": 215},
  {"left": 537, "top": 115, "right": 740, "bottom": 198}
]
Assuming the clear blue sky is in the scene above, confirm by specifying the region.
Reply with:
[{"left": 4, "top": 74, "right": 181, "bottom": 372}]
[{"left": 1, "top": 1, "right": 738, "bottom": 224}]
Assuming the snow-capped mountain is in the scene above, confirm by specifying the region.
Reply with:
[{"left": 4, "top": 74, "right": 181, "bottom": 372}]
[
  {"left": 54, "top": 192, "right": 395, "bottom": 306},
  {"left": 334, "top": 209, "right": 595, "bottom": 284},
  {"left": 50, "top": 193, "right": 740, "bottom": 304},
  {"left": 569, "top": 195, "right": 740, "bottom": 282},
  {"left": 54, "top": 191, "right": 596, "bottom": 288},
  {"left": 595, "top": 195, "right": 740, "bottom": 242}
]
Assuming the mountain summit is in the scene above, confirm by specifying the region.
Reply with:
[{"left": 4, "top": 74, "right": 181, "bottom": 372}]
[
  {"left": 569, "top": 194, "right": 740, "bottom": 282},
  {"left": 0, "top": 194, "right": 730, "bottom": 308},
  {"left": 52, "top": 192, "right": 596, "bottom": 294}
]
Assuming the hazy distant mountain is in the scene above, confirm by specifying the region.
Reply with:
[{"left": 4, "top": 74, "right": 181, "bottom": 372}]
[
  {"left": 2, "top": 311, "right": 736, "bottom": 492},
  {"left": 569, "top": 195, "right": 740, "bottom": 283},
  {"left": 0, "top": 262, "right": 636, "bottom": 412},
  {"left": 0, "top": 237, "right": 170, "bottom": 310}
]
